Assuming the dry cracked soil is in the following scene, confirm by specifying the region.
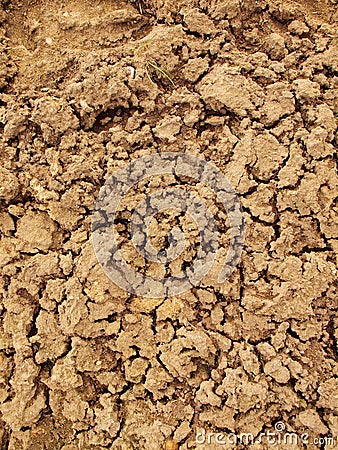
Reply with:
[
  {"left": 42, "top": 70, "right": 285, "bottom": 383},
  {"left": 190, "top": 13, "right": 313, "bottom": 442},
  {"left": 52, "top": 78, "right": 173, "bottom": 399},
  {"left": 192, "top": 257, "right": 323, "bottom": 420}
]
[{"left": 0, "top": 0, "right": 338, "bottom": 449}]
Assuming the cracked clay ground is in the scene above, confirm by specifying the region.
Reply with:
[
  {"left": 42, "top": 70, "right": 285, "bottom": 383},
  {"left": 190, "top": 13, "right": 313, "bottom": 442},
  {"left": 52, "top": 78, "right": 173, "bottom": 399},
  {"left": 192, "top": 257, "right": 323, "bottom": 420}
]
[{"left": 0, "top": 0, "right": 337, "bottom": 449}]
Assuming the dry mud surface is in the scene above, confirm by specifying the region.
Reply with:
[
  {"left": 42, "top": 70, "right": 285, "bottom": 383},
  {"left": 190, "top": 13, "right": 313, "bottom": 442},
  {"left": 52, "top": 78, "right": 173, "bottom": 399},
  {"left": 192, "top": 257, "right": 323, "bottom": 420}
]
[{"left": 0, "top": 0, "right": 338, "bottom": 449}]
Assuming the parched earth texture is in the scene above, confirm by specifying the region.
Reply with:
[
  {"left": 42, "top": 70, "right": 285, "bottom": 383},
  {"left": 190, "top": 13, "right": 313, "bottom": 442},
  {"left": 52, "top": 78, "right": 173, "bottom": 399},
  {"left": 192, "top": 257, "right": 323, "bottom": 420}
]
[{"left": 0, "top": 0, "right": 338, "bottom": 449}]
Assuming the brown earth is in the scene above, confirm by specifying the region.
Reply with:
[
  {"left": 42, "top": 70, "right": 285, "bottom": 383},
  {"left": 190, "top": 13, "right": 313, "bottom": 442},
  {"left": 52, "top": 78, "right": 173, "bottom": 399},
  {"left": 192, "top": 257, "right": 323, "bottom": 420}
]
[{"left": 0, "top": 0, "right": 337, "bottom": 449}]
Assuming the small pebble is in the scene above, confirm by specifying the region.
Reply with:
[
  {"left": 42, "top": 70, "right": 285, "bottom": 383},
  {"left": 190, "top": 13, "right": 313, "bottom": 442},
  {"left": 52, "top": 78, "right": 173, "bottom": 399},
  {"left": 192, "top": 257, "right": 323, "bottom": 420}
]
[{"left": 164, "top": 438, "right": 178, "bottom": 450}]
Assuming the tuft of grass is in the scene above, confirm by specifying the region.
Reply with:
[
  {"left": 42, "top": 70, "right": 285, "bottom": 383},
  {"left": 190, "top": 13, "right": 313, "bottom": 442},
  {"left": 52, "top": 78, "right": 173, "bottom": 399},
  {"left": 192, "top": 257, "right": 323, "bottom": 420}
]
[
  {"left": 145, "top": 60, "right": 175, "bottom": 86},
  {"left": 134, "top": 36, "right": 175, "bottom": 86},
  {"left": 134, "top": 38, "right": 154, "bottom": 55}
]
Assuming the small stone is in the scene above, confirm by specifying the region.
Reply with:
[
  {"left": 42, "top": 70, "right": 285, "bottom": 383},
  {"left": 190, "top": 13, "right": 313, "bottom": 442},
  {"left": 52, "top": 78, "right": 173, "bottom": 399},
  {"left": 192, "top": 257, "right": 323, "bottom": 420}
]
[
  {"left": 164, "top": 437, "right": 178, "bottom": 450},
  {"left": 205, "top": 116, "right": 225, "bottom": 126}
]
